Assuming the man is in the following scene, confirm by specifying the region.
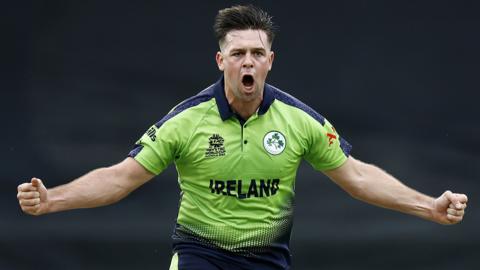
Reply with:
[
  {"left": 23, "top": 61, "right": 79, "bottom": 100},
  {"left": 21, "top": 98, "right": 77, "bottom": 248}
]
[{"left": 17, "top": 5, "right": 468, "bottom": 270}]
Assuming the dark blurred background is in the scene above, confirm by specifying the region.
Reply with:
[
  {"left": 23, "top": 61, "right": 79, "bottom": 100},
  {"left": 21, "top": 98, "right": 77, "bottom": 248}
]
[{"left": 2, "top": 1, "right": 479, "bottom": 269}]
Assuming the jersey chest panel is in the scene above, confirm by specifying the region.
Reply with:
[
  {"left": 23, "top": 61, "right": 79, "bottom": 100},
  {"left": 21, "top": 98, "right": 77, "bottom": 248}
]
[{"left": 175, "top": 112, "right": 303, "bottom": 202}]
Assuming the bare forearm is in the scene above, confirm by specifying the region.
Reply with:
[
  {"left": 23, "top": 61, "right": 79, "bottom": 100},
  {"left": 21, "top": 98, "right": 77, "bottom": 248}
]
[
  {"left": 18, "top": 158, "right": 154, "bottom": 216},
  {"left": 350, "top": 162, "right": 435, "bottom": 221},
  {"left": 47, "top": 166, "right": 131, "bottom": 213},
  {"left": 325, "top": 157, "right": 468, "bottom": 225}
]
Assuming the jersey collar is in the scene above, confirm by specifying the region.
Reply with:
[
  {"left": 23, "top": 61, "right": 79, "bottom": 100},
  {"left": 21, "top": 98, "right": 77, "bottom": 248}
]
[{"left": 214, "top": 76, "right": 275, "bottom": 121}]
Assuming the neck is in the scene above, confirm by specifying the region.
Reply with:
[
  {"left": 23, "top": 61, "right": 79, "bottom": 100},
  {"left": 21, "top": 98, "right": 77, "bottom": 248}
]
[{"left": 225, "top": 90, "right": 263, "bottom": 121}]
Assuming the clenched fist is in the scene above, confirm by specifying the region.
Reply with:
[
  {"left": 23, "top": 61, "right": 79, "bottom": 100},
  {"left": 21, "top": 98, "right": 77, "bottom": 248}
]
[
  {"left": 17, "top": 178, "right": 49, "bottom": 216},
  {"left": 433, "top": 190, "right": 468, "bottom": 225}
]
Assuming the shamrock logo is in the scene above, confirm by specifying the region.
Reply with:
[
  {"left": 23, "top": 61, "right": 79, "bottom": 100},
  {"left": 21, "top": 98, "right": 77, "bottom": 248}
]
[
  {"left": 266, "top": 133, "right": 284, "bottom": 149},
  {"left": 263, "top": 131, "right": 286, "bottom": 155}
]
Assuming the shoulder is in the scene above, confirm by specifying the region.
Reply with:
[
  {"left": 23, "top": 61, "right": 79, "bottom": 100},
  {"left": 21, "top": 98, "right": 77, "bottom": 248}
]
[{"left": 267, "top": 84, "right": 326, "bottom": 126}]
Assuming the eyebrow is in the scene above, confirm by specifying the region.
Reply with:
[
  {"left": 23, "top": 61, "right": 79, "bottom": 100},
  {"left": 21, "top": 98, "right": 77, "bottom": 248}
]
[{"left": 230, "top": 47, "right": 267, "bottom": 52}]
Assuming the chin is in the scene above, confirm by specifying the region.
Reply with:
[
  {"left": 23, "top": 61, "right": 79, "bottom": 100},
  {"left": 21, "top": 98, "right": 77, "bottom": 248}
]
[{"left": 243, "top": 90, "right": 261, "bottom": 101}]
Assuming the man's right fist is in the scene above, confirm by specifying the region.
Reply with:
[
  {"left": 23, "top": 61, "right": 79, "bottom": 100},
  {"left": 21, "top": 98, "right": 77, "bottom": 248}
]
[{"left": 17, "top": 178, "right": 48, "bottom": 215}]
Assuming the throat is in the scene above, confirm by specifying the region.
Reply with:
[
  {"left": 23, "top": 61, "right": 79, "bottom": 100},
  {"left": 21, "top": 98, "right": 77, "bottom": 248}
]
[
  {"left": 224, "top": 82, "right": 263, "bottom": 120},
  {"left": 230, "top": 99, "right": 262, "bottom": 121}
]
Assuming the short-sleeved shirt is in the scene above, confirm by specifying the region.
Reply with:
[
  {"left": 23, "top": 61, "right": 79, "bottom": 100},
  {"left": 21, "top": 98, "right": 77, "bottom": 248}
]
[{"left": 129, "top": 76, "right": 352, "bottom": 268}]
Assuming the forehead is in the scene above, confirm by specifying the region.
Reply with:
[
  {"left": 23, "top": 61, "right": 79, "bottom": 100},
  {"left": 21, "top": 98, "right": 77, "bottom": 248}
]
[{"left": 222, "top": 29, "right": 270, "bottom": 51}]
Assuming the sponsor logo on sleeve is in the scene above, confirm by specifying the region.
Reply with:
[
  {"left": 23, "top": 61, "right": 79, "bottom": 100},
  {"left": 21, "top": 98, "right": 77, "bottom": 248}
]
[
  {"left": 326, "top": 132, "right": 337, "bottom": 146},
  {"left": 146, "top": 127, "right": 157, "bottom": 141},
  {"left": 326, "top": 126, "right": 338, "bottom": 146}
]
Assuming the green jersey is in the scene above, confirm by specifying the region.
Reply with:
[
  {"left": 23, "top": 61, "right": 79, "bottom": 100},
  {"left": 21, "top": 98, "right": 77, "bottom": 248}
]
[{"left": 129, "top": 77, "right": 351, "bottom": 260}]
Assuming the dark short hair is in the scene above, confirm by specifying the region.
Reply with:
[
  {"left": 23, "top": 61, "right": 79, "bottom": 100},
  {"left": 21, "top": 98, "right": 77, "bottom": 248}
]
[{"left": 214, "top": 5, "right": 276, "bottom": 47}]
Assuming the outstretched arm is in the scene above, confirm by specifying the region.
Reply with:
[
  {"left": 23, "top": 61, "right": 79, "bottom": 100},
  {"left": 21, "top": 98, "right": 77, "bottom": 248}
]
[
  {"left": 323, "top": 156, "right": 468, "bottom": 225},
  {"left": 17, "top": 157, "right": 155, "bottom": 216}
]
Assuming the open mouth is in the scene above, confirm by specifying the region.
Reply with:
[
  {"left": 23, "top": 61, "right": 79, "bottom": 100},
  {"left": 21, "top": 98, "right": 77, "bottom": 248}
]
[{"left": 242, "top": 75, "right": 254, "bottom": 88}]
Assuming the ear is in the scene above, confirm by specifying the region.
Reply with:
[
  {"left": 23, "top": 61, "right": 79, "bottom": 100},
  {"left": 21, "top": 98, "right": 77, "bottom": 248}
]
[
  {"left": 268, "top": 51, "right": 275, "bottom": 71},
  {"left": 216, "top": 51, "right": 224, "bottom": 71}
]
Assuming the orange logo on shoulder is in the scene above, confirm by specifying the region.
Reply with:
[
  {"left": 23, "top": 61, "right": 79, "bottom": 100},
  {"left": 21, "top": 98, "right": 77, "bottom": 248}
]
[{"left": 327, "top": 132, "right": 337, "bottom": 146}]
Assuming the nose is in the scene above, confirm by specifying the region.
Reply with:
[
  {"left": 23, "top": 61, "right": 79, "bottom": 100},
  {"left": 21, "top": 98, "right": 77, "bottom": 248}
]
[{"left": 242, "top": 52, "right": 254, "bottom": 68}]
